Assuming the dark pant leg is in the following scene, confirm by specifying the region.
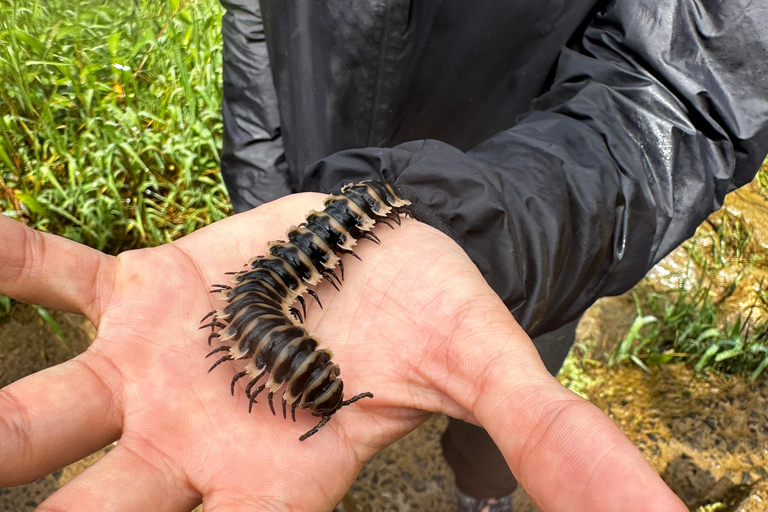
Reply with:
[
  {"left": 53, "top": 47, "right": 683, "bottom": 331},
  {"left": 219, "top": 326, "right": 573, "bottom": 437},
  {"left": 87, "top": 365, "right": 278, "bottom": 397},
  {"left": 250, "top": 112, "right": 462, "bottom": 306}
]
[
  {"left": 440, "top": 317, "right": 581, "bottom": 498},
  {"left": 219, "top": 0, "right": 293, "bottom": 213}
]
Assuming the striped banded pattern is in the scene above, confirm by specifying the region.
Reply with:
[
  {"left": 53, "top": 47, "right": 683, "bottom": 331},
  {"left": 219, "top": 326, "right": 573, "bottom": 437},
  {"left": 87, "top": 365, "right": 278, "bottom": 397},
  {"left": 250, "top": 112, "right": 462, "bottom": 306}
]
[{"left": 202, "top": 180, "right": 411, "bottom": 440}]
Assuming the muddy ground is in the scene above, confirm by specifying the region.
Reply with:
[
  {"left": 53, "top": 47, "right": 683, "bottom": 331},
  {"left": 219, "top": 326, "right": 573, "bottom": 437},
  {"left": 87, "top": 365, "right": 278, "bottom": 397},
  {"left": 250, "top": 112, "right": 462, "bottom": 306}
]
[{"left": 2, "top": 177, "right": 768, "bottom": 511}]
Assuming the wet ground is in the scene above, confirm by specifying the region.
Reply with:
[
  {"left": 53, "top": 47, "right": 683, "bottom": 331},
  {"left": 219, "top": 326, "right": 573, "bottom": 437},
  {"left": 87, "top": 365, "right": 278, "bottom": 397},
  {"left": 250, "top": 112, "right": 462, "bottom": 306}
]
[{"left": 2, "top": 174, "right": 768, "bottom": 511}]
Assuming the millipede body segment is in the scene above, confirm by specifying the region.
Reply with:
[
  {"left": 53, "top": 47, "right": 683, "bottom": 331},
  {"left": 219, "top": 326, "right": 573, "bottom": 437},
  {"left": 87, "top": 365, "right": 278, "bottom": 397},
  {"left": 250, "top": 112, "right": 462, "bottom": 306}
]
[{"left": 202, "top": 180, "right": 411, "bottom": 441}]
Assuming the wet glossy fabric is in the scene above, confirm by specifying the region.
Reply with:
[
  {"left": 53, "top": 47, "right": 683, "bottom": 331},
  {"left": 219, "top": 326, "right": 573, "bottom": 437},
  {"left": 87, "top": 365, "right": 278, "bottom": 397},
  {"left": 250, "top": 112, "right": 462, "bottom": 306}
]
[{"left": 220, "top": 0, "right": 768, "bottom": 337}]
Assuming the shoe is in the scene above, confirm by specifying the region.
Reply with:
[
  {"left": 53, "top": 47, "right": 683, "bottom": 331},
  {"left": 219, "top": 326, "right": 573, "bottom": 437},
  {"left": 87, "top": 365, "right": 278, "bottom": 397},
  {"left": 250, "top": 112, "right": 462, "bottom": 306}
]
[{"left": 456, "top": 488, "right": 513, "bottom": 512}]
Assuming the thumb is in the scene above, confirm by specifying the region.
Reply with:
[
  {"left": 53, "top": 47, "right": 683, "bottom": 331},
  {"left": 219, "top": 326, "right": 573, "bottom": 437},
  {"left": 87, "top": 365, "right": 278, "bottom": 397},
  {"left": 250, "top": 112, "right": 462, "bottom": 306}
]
[{"left": 443, "top": 315, "right": 687, "bottom": 512}]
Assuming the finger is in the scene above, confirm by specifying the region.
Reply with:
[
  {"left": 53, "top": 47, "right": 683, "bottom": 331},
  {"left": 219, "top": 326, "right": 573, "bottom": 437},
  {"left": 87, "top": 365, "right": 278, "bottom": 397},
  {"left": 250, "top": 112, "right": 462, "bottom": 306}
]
[
  {"left": 202, "top": 493, "right": 294, "bottom": 512},
  {"left": 469, "top": 350, "right": 687, "bottom": 512},
  {"left": 36, "top": 441, "right": 200, "bottom": 512},
  {"left": 0, "top": 214, "right": 116, "bottom": 320},
  {"left": 0, "top": 351, "right": 123, "bottom": 486}
]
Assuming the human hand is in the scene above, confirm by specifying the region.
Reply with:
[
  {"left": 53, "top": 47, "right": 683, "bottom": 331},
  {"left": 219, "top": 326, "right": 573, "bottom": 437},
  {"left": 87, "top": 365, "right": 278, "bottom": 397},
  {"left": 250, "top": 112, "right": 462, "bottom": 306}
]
[{"left": 0, "top": 192, "right": 686, "bottom": 512}]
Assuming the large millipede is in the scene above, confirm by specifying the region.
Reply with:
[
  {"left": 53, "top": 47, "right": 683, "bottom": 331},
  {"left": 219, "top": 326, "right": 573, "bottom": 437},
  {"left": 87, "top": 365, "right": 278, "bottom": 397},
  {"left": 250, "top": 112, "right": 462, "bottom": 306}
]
[{"left": 201, "top": 180, "right": 411, "bottom": 441}]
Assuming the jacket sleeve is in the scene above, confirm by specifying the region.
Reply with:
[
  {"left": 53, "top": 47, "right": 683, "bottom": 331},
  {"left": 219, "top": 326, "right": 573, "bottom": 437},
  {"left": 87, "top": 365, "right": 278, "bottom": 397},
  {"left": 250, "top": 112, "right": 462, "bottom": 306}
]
[
  {"left": 219, "top": 0, "right": 293, "bottom": 213},
  {"left": 300, "top": 0, "right": 768, "bottom": 337}
]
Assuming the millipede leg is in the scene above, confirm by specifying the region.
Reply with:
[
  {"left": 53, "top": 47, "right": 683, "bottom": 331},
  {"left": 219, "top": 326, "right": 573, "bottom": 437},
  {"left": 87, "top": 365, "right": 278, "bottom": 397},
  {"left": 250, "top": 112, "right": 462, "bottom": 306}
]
[
  {"left": 387, "top": 212, "right": 401, "bottom": 225},
  {"left": 231, "top": 371, "right": 248, "bottom": 396},
  {"left": 326, "top": 269, "right": 342, "bottom": 286},
  {"left": 211, "top": 283, "right": 232, "bottom": 290},
  {"left": 207, "top": 332, "right": 220, "bottom": 345},
  {"left": 248, "top": 255, "right": 265, "bottom": 268},
  {"left": 268, "top": 392, "right": 276, "bottom": 416},
  {"left": 208, "top": 354, "right": 232, "bottom": 373},
  {"left": 200, "top": 310, "right": 216, "bottom": 323},
  {"left": 199, "top": 321, "right": 226, "bottom": 330},
  {"left": 282, "top": 398, "right": 287, "bottom": 419},
  {"left": 291, "top": 402, "right": 298, "bottom": 422},
  {"left": 297, "top": 295, "right": 307, "bottom": 318},
  {"left": 249, "top": 392, "right": 258, "bottom": 413},
  {"left": 205, "top": 346, "right": 230, "bottom": 358},
  {"left": 361, "top": 232, "right": 380, "bottom": 244},
  {"left": 245, "top": 378, "right": 258, "bottom": 398},
  {"left": 249, "top": 384, "right": 266, "bottom": 413},
  {"left": 338, "top": 248, "right": 362, "bottom": 261},
  {"left": 322, "top": 271, "right": 340, "bottom": 291},
  {"left": 300, "top": 416, "right": 331, "bottom": 441},
  {"left": 308, "top": 289, "right": 323, "bottom": 309},
  {"left": 377, "top": 219, "right": 395, "bottom": 230},
  {"left": 341, "top": 391, "right": 374, "bottom": 407},
  {"left": 338, "top": 260, "right": 344, "bottom": 281},
  {"left": 289, "top": 307, "right": 304, "bottom": 323}
]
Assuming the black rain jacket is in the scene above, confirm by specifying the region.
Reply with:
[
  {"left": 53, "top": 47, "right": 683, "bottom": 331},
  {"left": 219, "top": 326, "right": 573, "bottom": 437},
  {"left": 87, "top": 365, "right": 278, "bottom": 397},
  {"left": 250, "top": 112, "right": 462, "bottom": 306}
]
[{"left": 219, "top": 0, "right": 768, "bottom": 338}]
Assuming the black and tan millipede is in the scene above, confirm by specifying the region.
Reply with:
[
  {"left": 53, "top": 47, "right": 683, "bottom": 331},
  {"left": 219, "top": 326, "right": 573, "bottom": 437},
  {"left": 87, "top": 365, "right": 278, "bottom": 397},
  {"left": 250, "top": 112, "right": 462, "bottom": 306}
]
[{"left": 201, "top": 180, "right": 411, "bottom": 441}]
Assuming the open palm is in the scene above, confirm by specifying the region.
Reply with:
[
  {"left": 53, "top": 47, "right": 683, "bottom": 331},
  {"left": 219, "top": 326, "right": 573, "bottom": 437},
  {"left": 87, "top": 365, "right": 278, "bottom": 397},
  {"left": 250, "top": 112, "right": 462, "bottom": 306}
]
[{"left": 0, "top": 192, "right": 686, "bottom": 512}]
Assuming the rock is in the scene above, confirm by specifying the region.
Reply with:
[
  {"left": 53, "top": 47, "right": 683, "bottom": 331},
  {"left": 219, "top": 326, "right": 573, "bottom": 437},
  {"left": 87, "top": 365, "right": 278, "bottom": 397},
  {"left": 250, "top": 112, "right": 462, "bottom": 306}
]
[{"left": 662, "top": 454, "right": 717, "bottom": 508}]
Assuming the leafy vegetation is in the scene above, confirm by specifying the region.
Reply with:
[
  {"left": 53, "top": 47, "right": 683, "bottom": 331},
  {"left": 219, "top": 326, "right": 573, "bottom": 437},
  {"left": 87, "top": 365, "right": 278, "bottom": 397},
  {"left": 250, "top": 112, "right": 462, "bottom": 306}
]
[
  {"left": 756, "top": 159, "right": 768, "bottom": 200},
  {"left": 610, "top": 160, "right": 768, "bottom": 379},
  {"left": 611, "top": 275, "right": 768, "bottom": 380},
  {"left": 0, "top": 0, "right": 230, "bottom": 254},
  {"left": 683, "top": 209, "right": 761, "bottom": 272}
]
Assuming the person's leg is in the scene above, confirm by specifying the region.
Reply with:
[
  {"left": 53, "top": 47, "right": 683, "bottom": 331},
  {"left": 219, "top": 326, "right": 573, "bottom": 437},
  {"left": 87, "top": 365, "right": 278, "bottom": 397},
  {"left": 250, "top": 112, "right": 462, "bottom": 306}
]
[
  {"left": 219, "top": 0, "right": 293, "bottom": 213},
  {"left": 441, "top": 317, "right": 581, "bottom": 509}
]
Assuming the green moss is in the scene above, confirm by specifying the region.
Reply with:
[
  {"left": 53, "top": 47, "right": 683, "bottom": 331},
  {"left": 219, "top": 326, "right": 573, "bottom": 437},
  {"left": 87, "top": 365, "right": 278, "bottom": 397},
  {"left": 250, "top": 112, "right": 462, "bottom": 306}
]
[{"left": 696, "top": 503, "right": 724, "bottom": 512}]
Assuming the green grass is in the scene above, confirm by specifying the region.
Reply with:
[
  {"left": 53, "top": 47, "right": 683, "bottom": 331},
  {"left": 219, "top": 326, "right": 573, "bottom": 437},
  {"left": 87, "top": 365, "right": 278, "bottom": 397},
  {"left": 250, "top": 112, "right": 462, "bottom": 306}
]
[
  {"left": 683, "top": 209, "right": 760, "bottom": 272},
  {"left": 611, "top": 275, "right": 768, "bottom": 380},
  {"left": 0, "top": 0, "right": 230, "bottom": 254},
  {"left": 756, "top": 159, "right": 768, "bottom": 200}
]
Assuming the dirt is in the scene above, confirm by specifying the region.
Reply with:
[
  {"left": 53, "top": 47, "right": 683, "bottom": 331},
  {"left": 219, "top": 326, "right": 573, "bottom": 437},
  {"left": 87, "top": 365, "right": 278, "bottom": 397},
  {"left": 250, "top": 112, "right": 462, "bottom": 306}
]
[
  {"left": 0, "top": 305, "right": 94, "bottom": 387},
  {"left": 0, "top": 305, "right": 100, "bottom": 512},
  {"left": 512, "top": 356, "right": 768, "bottom": 512}
]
